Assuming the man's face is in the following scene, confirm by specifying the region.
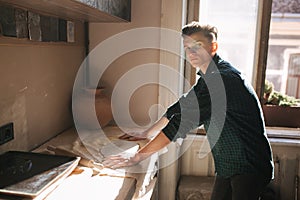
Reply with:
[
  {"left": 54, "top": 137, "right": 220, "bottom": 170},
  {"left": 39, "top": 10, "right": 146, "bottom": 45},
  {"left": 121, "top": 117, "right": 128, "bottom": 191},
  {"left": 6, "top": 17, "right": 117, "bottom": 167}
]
[{"left": 183, "top": 32, "right": 216, "bottom": 69}]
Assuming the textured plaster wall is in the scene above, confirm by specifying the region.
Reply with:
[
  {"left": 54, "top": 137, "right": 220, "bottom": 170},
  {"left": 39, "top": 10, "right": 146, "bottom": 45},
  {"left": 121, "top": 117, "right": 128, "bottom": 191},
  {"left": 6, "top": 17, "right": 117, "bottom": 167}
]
[{"left": 0, "top": 21, "right": 85, "bottom": 152}]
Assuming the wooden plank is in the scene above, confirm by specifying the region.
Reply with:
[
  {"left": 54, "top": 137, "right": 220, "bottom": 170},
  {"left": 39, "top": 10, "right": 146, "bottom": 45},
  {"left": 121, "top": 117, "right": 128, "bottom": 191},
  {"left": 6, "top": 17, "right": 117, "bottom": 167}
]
[
  {"left": 40, "top": 15, "right": 59, "bottom": 42},
  {"left": 0, "top": 0, "right": 129, "bottom": 22},
  {"left": 76, "top": 0, "right": 98, "bottom": 8},
  {"left": 97, "top": 0, "right": 109, "bottom": 13},
  {"left": 184, "top": 0, "right": 200, "bottom": 89},
  {"left": 0, "top": 5, "right": 16, "bottom": 37},
  {"left": 159, "top": 1, "right": 184, "bottom": 198},
  {"left": 109, "top": 0, "right": 131, "bottom": 21},
  {"left": 252, "top": 0, "right": 273, "bottom": 101},
  {"left": 67, "top": 21, "right": 75, "bottom": 43},
  {"left": 15, "top": 8, "right": 28, "bottom": 38},
  {"left": 28, "top": 11, "right": 42, "bottom": 41},
  {"left": 58, "top": 19, "right": 67, "bottom": 42}
]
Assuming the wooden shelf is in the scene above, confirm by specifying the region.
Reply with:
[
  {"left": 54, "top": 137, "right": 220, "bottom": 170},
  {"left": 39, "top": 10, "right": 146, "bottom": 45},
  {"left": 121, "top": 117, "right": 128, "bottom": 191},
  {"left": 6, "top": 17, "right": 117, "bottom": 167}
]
[{"left": 0, "top": 0, "right": 130, "bottom": 22}]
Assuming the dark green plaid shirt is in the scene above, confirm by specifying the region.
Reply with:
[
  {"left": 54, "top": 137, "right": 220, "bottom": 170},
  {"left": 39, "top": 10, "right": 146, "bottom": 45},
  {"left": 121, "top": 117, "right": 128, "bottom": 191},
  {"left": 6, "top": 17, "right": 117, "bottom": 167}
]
[{"left": 162, "top": 54, "right": 274, "bottom": 178}]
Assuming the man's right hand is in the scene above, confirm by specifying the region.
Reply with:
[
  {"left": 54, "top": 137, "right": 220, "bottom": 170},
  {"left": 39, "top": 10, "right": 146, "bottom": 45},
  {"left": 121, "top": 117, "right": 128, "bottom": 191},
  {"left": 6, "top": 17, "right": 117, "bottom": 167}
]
[
  {"left": 102, "top": 152, "right": 147, "bottom": 169},
  {"left": 118, "top": 131, "right": 148, "bottom": 141}
]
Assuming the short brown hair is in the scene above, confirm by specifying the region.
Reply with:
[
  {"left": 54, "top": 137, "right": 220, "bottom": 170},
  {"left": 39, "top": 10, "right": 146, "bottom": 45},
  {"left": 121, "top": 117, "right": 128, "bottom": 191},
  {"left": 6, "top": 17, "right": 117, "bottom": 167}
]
[{"left": 182, "top": 21, "right": 218, "bottom": 43}]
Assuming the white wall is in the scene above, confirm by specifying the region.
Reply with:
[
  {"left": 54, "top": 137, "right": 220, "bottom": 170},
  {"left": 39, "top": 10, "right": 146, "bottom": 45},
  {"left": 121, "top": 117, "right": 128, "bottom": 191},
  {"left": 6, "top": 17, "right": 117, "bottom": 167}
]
[{"left": 89, "top": 0, "right": 162, "bottom": 127}]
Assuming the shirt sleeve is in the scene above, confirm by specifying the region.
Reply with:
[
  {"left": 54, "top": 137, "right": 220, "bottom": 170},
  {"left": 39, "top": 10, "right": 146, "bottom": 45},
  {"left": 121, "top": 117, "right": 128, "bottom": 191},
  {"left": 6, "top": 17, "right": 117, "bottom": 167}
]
[
  {"left": 162, "top": 78, "right": 212, "bottom": 141},
  {"left": 163, "top": 101, "right": 180, "bottom": 120}
]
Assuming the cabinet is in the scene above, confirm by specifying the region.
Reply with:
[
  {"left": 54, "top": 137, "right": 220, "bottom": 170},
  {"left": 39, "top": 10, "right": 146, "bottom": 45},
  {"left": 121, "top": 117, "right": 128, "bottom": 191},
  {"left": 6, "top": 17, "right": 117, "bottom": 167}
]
[{"left": 0, "top": 0, "right": 131, "bottom": 22}]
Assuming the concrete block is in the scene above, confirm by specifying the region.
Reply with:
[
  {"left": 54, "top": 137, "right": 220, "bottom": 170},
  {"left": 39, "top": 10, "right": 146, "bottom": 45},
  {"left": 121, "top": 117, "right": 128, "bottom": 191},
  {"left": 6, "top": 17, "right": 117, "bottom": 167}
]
[{"left": 177, "top": 175, "right": 214, "bottom": 200}]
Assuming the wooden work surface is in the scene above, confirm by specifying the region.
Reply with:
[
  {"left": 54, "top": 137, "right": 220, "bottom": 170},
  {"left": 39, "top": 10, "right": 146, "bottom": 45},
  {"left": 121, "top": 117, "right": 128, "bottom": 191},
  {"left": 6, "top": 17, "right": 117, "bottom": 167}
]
[
  {"left": 42, "top": 167, "right": 137, "bottom": 200},
  {"left": 0, "top": 126, "right": 157, "bottom": 200}
]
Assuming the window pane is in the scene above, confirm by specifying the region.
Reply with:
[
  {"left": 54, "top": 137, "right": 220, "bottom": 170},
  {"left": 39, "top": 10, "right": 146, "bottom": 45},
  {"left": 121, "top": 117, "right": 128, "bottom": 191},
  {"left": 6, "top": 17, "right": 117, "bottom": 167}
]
[
  {"left": 199, "top": 0, "right": 259, "bottom": 83},
  {"left": 266, "top": 0, "right": 300, "bottom": 99}
]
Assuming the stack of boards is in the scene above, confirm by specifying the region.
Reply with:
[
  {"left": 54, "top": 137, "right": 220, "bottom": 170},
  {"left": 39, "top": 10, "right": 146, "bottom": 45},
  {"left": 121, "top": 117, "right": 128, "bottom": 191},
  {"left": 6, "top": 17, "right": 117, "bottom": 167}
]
[{"left": 0, "top": 151, "right": 80, "bottom": 199}]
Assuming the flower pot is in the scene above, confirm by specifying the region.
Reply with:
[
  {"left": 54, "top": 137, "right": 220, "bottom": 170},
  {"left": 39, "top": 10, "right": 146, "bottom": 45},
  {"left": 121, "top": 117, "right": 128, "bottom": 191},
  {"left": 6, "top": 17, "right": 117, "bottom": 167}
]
[
  {"left": 72, "top": 88, "right": 113, "bottom": 129},
  {"left": 262, "top": 105, "right": 300, "bottom": 128}
]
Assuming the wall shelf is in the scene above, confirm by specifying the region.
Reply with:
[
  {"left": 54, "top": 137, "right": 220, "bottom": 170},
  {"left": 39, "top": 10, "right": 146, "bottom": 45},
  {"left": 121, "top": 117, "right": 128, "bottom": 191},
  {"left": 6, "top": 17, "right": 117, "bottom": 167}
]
[{"left": 0, "top": 0, "right": 131, "bottom": 22}]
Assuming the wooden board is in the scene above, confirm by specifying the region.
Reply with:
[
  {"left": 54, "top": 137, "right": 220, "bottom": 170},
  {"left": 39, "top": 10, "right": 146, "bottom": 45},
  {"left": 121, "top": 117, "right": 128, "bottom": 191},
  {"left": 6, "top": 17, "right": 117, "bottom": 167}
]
[
  {"left": 43, "top": 167, "right": 136, "bottom": 200},
  {"left": 0, "top": 5, "right": 16, "bottom": 37},
  {"left": 0, "top": 0, "right": 129, "bottom": 22},
  {"left": 100, "top": 140, "right": 139, "bottom": 157},
  {"left": 0, "top": 151, "right": 80, "bottom": 198},
  {"left": 15, "top": 8, "right": 28, "bottom": 38}
]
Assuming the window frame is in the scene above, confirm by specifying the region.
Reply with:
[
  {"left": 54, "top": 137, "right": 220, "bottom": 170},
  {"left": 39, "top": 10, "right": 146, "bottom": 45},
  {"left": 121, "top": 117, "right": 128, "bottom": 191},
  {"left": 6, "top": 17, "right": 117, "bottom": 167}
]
[
  {"left": 258, "top": 0, "right": 300, "bottom": 138},
  {"left": 252, "top": 0, "right": 273, "bottom": 101},
  {"left": 193, "top": 0, "right": 300, "bottom": 138}
]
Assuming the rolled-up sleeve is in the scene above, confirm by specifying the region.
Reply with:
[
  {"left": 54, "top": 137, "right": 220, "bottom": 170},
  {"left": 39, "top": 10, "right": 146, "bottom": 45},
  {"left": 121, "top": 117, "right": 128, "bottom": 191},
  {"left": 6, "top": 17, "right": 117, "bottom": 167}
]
[{"left": 162, "top": 78, "right": 212, "bottom": 141}]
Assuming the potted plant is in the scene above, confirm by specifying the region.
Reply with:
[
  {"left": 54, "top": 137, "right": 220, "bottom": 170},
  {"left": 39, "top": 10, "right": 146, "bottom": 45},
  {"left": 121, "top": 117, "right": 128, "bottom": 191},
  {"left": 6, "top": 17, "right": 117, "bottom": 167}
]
[{"left": 262, "top": 80, "right": 300, "bottom": 128}]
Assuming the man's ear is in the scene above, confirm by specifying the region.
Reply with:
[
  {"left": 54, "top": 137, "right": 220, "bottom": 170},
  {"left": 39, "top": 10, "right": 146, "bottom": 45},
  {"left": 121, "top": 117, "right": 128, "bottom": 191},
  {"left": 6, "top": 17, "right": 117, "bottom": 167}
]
[{"left": 212, "top": 42, "right": 218, "bottom": 53}]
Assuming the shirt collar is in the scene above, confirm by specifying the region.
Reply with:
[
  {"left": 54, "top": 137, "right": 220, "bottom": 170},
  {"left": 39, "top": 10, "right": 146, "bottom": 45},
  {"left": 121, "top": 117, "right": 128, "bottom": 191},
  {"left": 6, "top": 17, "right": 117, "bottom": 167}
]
[{"left": 197, "top": 54, "right": 220, "bottom": 77}]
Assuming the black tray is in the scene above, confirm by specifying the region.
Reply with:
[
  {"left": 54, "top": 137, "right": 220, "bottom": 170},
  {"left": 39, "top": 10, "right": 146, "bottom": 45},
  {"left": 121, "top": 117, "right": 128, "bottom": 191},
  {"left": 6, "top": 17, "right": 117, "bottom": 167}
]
[{"left": 0, "top": 151, "right": 80, "bottom": 197}]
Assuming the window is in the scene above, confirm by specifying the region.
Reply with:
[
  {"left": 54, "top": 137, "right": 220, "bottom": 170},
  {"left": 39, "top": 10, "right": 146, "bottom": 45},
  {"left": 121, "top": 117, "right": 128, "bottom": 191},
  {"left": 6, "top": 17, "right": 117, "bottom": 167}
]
[
  {"left": 266, "top": 1, "right": 300, "bottom": 99},
  {"left": 196, "top": 0, "right": 300, "bottom": 134},
  {"left": 199, "top": 0, "right": 259, "bottom": 83},
  {"left": 262, "top": 0, "right": 300, "bottom": 135}
]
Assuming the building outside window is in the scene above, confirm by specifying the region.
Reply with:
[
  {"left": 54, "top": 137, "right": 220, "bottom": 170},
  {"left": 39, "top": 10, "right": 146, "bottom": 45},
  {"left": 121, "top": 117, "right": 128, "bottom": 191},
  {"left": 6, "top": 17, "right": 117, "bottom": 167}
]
[
  {"left": 266, "top": 0, "right": 300, "bottom": 99},
  {"left": 199, "top": 0, "right": 259, "bottom": 83},
  {"left": 198, "top": 0, "right": 300, "bottom": 130}
]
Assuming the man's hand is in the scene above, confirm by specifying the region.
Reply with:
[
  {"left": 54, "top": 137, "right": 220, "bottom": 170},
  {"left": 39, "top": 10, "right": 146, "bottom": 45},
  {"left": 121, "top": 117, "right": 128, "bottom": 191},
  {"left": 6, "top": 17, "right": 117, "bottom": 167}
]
[
  {"left": 118, "top": 131, "right": 148, "bottom": 141},
  {"left": 105, "top": 131, "right": 170, "bottom": 169},
  {"left": 102, "top": 153, "right": 146, "bottom": 169},
  {"left": 118, "top": 117, "right": 169, "bottom": 141}
]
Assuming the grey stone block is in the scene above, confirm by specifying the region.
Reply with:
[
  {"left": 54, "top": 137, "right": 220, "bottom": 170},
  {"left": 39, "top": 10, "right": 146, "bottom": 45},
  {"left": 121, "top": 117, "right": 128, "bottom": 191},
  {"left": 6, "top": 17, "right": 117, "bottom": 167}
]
[{"left": 177, "top": 175, "right": 215, "bottom": 200}]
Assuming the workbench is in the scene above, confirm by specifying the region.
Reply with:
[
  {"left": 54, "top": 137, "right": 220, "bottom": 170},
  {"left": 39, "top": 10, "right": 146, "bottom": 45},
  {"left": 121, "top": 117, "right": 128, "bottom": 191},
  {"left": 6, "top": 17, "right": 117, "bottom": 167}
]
[{"left": 1, "top": 126, "right": 158, "bottom": 200}]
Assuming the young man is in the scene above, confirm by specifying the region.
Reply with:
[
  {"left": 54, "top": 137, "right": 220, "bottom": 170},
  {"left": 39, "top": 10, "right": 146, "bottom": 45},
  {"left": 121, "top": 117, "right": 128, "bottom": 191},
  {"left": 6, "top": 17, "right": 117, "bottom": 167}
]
[{"left": 104, "top": 21, "right": 274, "bottom": 199}]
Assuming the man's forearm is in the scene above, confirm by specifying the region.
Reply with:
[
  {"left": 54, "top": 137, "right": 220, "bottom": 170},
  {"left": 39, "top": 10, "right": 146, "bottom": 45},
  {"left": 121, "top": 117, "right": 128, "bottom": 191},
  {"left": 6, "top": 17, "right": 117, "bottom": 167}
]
[
  {"left": 145, "top": 116, "right": 169, "bottom": 138},
  {"left": 137, "top": 130, "right": 171, "bottom": 158}
]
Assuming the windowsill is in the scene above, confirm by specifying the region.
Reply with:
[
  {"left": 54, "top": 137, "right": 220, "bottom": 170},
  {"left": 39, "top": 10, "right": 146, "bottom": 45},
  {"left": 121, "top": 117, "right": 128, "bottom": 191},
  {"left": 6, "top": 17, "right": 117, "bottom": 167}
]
[
  {"left": 187, "top": 126, "right": 300, "bottom": 147},
  {"left": 266, "top": 126, "right": 300, "bottom": 146},
  {"left": 266, "top": 126, "right": 300, "bottom": 139}
]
